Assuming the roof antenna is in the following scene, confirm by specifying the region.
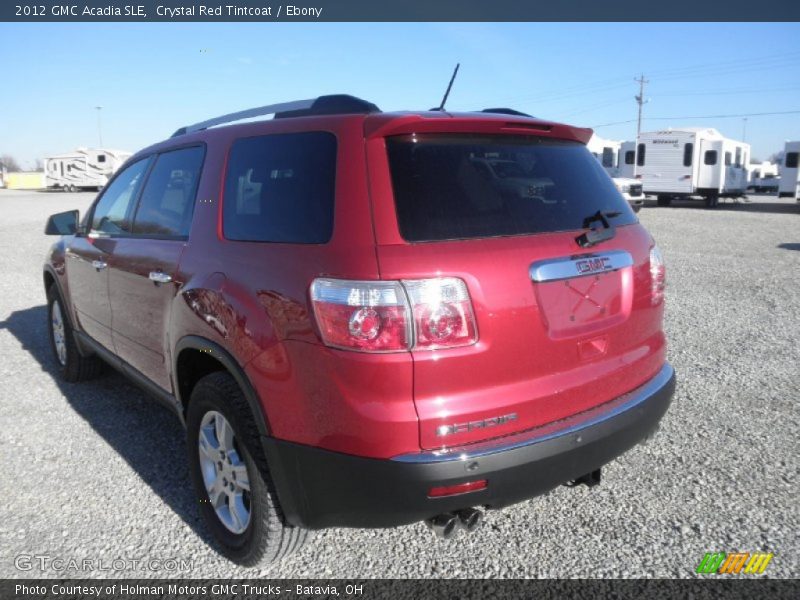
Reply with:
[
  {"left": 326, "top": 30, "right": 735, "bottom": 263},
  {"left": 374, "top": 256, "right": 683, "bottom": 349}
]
[{"left": 435, "top": 63, "right": 460, "bottom": 111}]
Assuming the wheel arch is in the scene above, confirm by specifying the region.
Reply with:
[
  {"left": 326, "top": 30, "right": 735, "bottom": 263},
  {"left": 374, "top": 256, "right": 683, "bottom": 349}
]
[
  {"left": 173, "top": 336, "right": 270, "bottom": 437},
  {"left": 43, "top": 265, "right": 81, "bottom": 341}
]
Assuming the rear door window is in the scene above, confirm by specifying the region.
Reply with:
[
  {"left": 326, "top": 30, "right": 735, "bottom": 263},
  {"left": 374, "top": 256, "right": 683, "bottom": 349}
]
[
  {"left": 785, "top": 152, "right": 799, "bottom": 169},
  {"left": 223, "top": 132, "right": 336, "bottom": 243},
  {"left": 386, "top": 134, "right": 636, "bottom": 242}
]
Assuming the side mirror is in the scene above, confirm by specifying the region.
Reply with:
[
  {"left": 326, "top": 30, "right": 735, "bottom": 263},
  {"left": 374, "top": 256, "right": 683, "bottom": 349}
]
[{"left": 45, "top": 210, "right": 79, "bottom": 235}]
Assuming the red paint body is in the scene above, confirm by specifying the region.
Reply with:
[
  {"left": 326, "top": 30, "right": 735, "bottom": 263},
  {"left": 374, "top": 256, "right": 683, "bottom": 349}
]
[{"left": 45, "top": 110, "right": 666, "bottom": 461}]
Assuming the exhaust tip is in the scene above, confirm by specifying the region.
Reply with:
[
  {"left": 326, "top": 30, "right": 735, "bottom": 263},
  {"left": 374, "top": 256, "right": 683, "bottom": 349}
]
[
  {"left": 456, "top": 508, "right": 483, "bottom": 532},
  {"left": 426, "top": 513, "right": 458, "bottom": 539}
]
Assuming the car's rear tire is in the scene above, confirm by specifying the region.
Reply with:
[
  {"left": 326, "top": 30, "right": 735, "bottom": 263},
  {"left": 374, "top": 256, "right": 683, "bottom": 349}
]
[
  {"left": 186, "top": 372, "right": 308, "bottom": 565},
  {"left": 46, "top": 285, "right": 104, "bottom": 382},
  {"left": 705, "top": 193, "right": 719, "bottom": 208}
]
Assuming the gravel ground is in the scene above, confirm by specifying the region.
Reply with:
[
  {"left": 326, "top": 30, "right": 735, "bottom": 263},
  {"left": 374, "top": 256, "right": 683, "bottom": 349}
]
[{"left": 0, "top": 189, "right": 797, "bottom": 579}]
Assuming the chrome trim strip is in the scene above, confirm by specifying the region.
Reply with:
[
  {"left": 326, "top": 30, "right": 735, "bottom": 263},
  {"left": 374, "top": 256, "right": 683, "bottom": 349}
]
[
  {"left": 391, "top": 363, "right": 674, "bottom": 464},
  {"left": 529, "top": 249, "right": 634, "bottom": 283}
]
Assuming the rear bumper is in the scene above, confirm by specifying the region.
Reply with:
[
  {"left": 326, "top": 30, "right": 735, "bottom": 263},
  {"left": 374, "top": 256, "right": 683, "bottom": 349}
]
[{"left": 263, "top": 363, "right": 676, "bottom": 529}]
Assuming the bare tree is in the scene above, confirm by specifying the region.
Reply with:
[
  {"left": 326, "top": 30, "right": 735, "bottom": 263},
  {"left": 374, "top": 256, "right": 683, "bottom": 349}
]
[
  {"left": 0, "top": 154, "right": 22, "bottom": 172},
  {"left": 33, "top": 158, "right": 43, "bottom": 171}
]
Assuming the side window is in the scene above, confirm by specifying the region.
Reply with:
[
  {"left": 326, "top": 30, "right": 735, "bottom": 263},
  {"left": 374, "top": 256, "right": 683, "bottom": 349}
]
[
  {"left": 601, "top": 147, "right": 615, "bottom": 168},
  {"left": 724, "top": 152, "right": 732, "bottom": 166},
  {"left": 785, "top": 152, "right": 798, "bottom": 169},
  {"left": 223, "top": 132, "right": 337, "bottom": 243},
  {"left": 735, "top": 147, "right": 742, "bottom": 167},
  {"left": 704, "top": 151, "right": 717, "bottom": 166},
  {"left": 131, "top": 146, "right": 205, "bottom": 238},
  {"left": 637, "top": 143, "right": 646, "bottom": 166},
  {"left": 683, "top": 143, "right": 693, "bottom": 167},
  {"left": 97, "top": 154, "right": 106, "bottom": 163},
  {"left": 624, "top": 150, "right": 635, "bottom": 165},
  {"left": 90, "top": 158, "right": 150, "bottom": 235}
]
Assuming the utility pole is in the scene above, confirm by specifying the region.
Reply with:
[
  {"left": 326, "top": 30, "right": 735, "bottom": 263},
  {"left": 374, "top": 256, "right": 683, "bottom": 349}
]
[
  {"left": 95, "top": 106, "right": 103, "bottom": 147},
  {"left": 742, "top": 117, "right": 747, "bottom": 142},
  {"left": 634, "top": 74, "right": 649, "bottom": 138}
]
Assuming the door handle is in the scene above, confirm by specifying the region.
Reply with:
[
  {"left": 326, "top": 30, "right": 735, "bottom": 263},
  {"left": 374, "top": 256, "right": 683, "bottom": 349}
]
[
  {"left": 91, "top": 260, "right": 107, "bottom": 271},
  {"left": 149, "top": 271, "right": 172, "bottom": 284}
]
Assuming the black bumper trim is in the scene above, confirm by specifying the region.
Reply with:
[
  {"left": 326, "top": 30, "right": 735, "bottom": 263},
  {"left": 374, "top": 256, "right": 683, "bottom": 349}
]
[{"left": 262, "top": 363, "right": 676, "bottom": 529}]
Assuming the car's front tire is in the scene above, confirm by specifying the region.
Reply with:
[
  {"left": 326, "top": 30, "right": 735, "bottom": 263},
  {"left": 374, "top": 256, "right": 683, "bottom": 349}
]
[
  {"left": 46, "top": 285, "right": 104, "bottom": 382},
  {"left": 186, "top": 372, "right": 308, "bottom": 565}
]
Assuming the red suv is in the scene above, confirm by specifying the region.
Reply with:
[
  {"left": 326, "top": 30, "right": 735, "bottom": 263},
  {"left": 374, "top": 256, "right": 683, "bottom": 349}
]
[{"left": 43, "top": 95, "right": 675, "bottom": 565}]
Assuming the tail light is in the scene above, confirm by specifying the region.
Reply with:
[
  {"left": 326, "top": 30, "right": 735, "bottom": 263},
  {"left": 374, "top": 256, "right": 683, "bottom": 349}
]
[
  {"left": 310, "top": 277, "right": 478, "bottom": 353},
  {"left": 649, "top": 245, "right": 666, "bottom": 305},
  {"left": 403, "top": 278, "right": 477, "bottom": 350},
  {"left": 309, "top": 280, "right": 410, "bottom": 352}
]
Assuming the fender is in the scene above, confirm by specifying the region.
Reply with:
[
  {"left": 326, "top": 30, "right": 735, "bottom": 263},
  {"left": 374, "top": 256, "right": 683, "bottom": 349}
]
[{"left": 173, "top": 335, "right": 270, "bottom": 437}]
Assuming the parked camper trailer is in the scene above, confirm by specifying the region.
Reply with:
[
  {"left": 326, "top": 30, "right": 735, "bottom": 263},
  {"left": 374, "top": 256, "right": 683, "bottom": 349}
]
[
  {"left": 637, "top": 128, "right": 749, "bottom": 207},
  {"left": 778, "top": 141, "right": 799, "bottom": 200},
  {"left": 587, "top": 134, "right": 643, "bottom": 212},
  {"left": 587, "top": 134, "right": 622, "bottom": 177},
  {"left": 747, "top": 161, "right": 780, "bottom": 193},
  {"left": 618, "top": 140, "right": 637, "bottom": 179},
  {"left": 45, "top": 148, "right": 132, "bottom": 192}
]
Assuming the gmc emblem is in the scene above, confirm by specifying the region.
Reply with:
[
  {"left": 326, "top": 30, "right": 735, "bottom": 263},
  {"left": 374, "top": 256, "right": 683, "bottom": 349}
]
[{"left": 575, "top": 257, "right": 612, "bottom": 274}]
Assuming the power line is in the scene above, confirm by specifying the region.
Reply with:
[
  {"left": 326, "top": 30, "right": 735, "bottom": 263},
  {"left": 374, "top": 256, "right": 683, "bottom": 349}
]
[
  {"left": 592, "top": 109, "right": 800, "bottom": 128},
  {"left": 647, "top": 109, "right": 800, "bottom": 120}
]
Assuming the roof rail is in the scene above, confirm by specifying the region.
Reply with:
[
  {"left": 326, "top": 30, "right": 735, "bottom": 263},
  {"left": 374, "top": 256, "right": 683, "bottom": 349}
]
[
  {"left": 171, "top": 94, "right": 380, "bottom": 137},
  {"left": 480, "top": 108, "right": 534, "bottom": 118}
]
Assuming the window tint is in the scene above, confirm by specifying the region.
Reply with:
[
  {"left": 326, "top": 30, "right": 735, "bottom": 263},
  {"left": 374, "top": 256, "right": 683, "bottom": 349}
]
[
  {"left": 785, "top": 152, "right": 798, "bottom": 169},
  {"left": 90, "top": 158, "right": 150, "bottom": 235},
  {"left": 637, "top": 143, "right": 646, "bottom": 166},
  {"left": 386, "top": 134, "right": 636, "bottom": 242},
  {"left": 735, "top": 147, "right": 742, "bottom": 167},
  {"left": 624, "top": 150, "right": 635, "bottom": 165},
  {"left": 132, "top": 146, "right": 204, "bottom": 237},
  {"left": 725, "top": 152, "right": 732, "bottom": 166},
  {"left": 223, "top": 132, "right": 336, "bottom": 243},
  {"left": 683, "top": 143, "right": 693, "bottom": 167},
  {"left": 601, "top": 147, "right": 615, "bottom": 168},
  {"left": 704, "top": 151, "right": 717, "bottom": 165}
]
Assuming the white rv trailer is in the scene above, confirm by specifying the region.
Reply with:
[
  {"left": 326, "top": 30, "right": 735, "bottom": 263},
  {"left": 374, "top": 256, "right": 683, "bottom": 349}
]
[
  {"left": 586, "top": 134, "right": 622, "bottom": 177},
  {"left": 747, "top": 161, "right": 780, "bottom": 193},
  {"left": 586, "top": 134, "right": 644, "bottom": 212},
  {"left": 45, "top": 148, "right": 132, "bottom": 192},
  {"left": 617, "top": 141, "right": 637, "bottom": 178},
  {"left": 637, "top": 128, "right": 750, "bottom": 207},
  {"left": 778, "top": 141, "right": 799, "bottom": 200}
]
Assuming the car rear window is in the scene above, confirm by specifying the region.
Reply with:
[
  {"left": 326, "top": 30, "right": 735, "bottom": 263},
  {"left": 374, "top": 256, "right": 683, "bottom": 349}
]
[
  {"left": 386, "top": 134, "right": 636, "bottom": 242},
  {"left": 223, "top": 132, "right": 336, "bottom": 243}
]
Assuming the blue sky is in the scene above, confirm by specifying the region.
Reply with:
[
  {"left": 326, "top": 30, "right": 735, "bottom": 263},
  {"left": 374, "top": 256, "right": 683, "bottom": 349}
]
[{"left": 1, "top": 22, "right": 798, "bottom": 167}]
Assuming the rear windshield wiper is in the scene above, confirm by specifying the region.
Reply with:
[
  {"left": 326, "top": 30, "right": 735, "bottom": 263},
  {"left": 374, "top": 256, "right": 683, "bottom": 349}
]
[{"left": 576, "top": 210, "right": 619, "bottom": 248}]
